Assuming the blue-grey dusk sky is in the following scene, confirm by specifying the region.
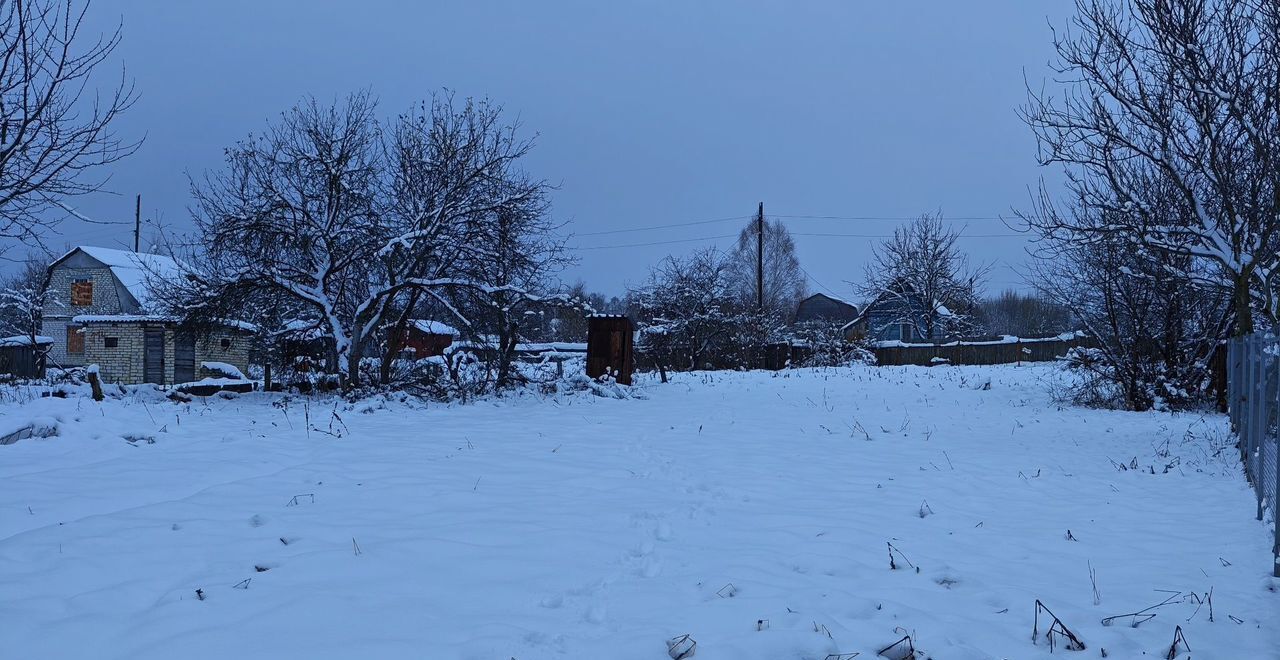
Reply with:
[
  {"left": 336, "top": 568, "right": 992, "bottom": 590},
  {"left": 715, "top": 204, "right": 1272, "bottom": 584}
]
[{"left": 34, "top": 1, "right": 1074, "bottom": 299}]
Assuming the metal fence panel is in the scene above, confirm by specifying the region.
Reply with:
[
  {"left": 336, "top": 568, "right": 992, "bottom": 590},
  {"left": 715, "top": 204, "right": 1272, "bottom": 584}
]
[{"left": 1226, "top": 333, "right": 1280, "bottom": 577}]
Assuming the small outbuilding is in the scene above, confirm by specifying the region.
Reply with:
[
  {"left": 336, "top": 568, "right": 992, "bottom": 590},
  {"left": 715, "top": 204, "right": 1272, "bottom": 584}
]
[
  {"left": 0, "top": 335, "right": 53, "bottom": 379},
  {"left": 403, "top": 320, "right": 459, "bottom": 358},
  {"left": 74, "top": 315, "right": 252, "bottom": 385}
]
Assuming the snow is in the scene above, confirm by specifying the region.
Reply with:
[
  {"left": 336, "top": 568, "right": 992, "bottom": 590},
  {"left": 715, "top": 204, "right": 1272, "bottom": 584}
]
[
  {"left": 72, "top": 314, "right": 179, "bottom": 324},
  {"left": 200, "top": 362, "right": 246, "bottom": 379},
  {"left": 874, "top": 331, "right": 1087, "bottom": 349},
  {"left": 410, "top": 320, "right": 460, "bottom": 336},
  {"left": 1, "top": 365, "right": 1276, "bottom": 659},
  {"left": 0, "top": 335, "right": 52, "bottom": 347},
  {"left": 61, "top": 246, "right": 186, "bottom": 310}
]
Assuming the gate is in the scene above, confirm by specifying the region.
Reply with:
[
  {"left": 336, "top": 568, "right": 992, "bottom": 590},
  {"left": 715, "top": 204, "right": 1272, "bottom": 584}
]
[
  {"left": 174, "top": 333, "right": 196, "bottom": 383},
  {"left": 143, "top": 328, "right": 166, "bottom": 384}
]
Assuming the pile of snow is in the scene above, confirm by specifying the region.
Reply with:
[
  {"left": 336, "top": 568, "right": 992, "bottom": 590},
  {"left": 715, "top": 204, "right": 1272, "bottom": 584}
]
[
  {"left": 200, "top": 361, "right": 246, "bottom": 379},
  {"left": 1, "top": 364, "right": 1276, "bottom": 658}
]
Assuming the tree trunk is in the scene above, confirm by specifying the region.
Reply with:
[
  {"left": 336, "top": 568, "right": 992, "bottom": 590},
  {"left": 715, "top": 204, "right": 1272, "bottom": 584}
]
[
  {"left": 380, "top": 291, "right": 421, "bottom": 385},
  {"left": 496, "top": 322, "right": 519, "bottom": 390},
  {"left": 345, "top": 341, "right": 364, "bottom": 390},
  {"left": 1232, "top": 271, "right": 1254, "bottom": 336}
]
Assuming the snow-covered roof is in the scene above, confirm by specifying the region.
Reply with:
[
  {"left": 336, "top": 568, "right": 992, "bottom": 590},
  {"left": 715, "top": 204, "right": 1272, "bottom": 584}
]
[
  {"left": 0, "top": 335, "right": 53, "bottom": 347},
  {"left": 55, "top": 246, "right": 185, "bottom": 309},
  {"left": 72, "top": 314, "right": 253, "bottom": 332},
  {"left": 73, "top": 314, "right": 178, "bottom": 324},
  {"left": 411, "top": 319, "right": 460, "bottom": 336},
  {"left": 801, "top": 292, "right": 859, "bottom": 309}
]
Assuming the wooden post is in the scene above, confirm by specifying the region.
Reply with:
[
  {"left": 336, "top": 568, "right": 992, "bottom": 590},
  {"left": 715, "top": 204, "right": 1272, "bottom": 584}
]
[
  {"left": 134, "top": 194, "right": 142, "bottom": 252},
  {"left": 87, "top": 366, "right": 104, "bottom": 402},
  {"left": 756, "top": 202, "right": 764, "bottom": 312}
]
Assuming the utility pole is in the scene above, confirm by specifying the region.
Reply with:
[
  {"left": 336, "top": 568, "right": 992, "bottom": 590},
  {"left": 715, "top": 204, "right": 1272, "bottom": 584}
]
[
  {"left": 756, "top": 201, "right": 764, "bottom": 312},
  {"left": 134, "top": 194, "right": 141, "bottom": 252}
]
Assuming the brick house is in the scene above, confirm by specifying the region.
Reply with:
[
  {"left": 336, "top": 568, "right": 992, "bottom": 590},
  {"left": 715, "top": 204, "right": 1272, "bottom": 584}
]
[{"left": 41, "top": 246, "right": 252, "bottom": 385}]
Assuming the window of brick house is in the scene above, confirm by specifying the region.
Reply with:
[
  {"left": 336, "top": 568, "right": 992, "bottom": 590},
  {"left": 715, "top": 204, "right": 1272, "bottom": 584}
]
[
  {"left": 220, "top": 338, "right": 231, "bottom": 350},
  {"left": 104, "top": 337, "right": 118, "bottom": 348},
  {"left": 70, "top": 278, "right": 93, "bottom": 306},
  {"left": 66, "top": 326, "right": 85, "bottom": 354}
]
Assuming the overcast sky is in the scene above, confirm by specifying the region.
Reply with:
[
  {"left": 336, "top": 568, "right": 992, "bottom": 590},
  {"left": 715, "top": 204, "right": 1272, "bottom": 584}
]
[{"left": 28, "top": 1, "right": 1075, "bottom": 300}]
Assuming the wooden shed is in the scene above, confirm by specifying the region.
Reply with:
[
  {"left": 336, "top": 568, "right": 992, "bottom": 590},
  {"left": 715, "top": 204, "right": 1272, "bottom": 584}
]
[
  {"left": 0, "top": 335, "right": 52, "bottom": 379},
  {"left": 586, "top": 315, "right": 634, "bottom": 385}
]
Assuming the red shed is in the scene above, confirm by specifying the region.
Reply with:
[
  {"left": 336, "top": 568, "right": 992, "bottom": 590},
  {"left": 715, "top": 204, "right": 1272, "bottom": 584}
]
[{"left": 404, "top": 320, "right": 459, "bottom": 358}]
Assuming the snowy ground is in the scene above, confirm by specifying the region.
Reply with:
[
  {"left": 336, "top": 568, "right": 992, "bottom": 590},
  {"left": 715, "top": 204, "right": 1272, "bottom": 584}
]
[{"left": 2, "top": 365, "right": 1277, "bottom": 659}]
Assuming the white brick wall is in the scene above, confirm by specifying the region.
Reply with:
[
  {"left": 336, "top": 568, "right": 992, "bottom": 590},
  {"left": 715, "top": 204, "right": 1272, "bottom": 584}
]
[{"left": 81, "top": 323, "right": 252, "bottom": 385}]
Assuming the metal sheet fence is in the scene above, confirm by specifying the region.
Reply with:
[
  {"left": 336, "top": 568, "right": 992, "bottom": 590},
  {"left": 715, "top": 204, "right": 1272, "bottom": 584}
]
[{"left": 1226, "top": 334, "right": 1280, "bottom": 577}]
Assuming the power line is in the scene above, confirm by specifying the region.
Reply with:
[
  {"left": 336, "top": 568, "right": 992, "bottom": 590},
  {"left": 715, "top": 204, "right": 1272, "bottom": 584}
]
[
  {"left": 797, "top": 263, "right": 842, "bottom": 298},
  {"left": 574, "top": 214, "right": 750, "bottom": 237},
  {"left": 572, "top": 211, "right": 1031, "bottom": 240},
  {"left": 791, "top": 231, "right": 1026, "bottom": 239},
  {"left": 774, "top": 214, "right": 1025, "bottom": 222},
  {"left": 576, "top": 234, "right": 738, "bottom": 251}
]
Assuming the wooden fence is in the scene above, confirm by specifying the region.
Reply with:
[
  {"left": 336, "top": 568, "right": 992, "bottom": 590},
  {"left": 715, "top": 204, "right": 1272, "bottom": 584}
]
[{"left": 870, "top": 335, "right": 1097, "bottom": 367}]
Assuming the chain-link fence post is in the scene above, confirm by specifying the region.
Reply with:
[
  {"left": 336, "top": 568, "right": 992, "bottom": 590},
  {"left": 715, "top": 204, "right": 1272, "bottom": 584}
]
[
  {"left": 1273, "top": 338, "right": 1280, "bottom": 577},
  {"left": 1258, "top": 335, "right": 1268, "bottom": 521},
  {"left": 1245, "top": 335, "right": 1255, "bottom": 477}
]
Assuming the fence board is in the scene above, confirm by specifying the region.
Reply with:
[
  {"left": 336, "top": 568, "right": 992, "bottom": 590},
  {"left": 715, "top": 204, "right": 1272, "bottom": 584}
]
[{"left": 871, "top": 336, "right": 1096, "bottom": 367}]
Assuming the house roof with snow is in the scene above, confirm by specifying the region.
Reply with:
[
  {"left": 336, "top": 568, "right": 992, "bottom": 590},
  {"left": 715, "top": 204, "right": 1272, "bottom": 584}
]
[
  {"left": 794, "top": 293, "right": 860, "bottom": 324},
  {"left": 410, "top": 319, "right": 460, "bottom": 337},
  {"left": 48, "top": 246, "right": 185, "bottom": 311}
]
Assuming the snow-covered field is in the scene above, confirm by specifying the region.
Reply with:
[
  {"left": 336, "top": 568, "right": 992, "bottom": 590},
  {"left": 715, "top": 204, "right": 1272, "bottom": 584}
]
[{"left": 2, "top": 365, "right": 1277, "bottom": 659}]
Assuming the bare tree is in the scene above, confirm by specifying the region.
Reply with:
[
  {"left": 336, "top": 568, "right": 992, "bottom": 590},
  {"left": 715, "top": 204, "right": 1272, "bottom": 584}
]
[
  {"left": 0, "top": 0, "right": 138, "bottom": 248},
  {"left": 0, "top": 253, "right": 48, "bottom": 344},
  {"left": 369, "top": 94, "right": 556, "bottom": 387},
  {"left": 186, "top": 92, "right": 383, "bottom": 388},
  {"left": 1023, "top": 0, "right": 1280, "bottom": 334},
  {"left": 860, "top": 214, "right": 989, "bottom": 338},
  {"left": 1029, "top": 199, "right": 1229, "bottom": 410},
  {"left": 178, "top": 92, "right": 564, "bottom": 391},
  {"left": 446, "top": 192, "right": 578, "bottom": 390},
  {"left": 975, "top": 290, "right": 1072, "bottom": 337},
  {"left": 727, "top": 217, "right": 807, "bottom": 318},
  {"left": 630, "top": 248, "right": 744, "bottom": 373}
]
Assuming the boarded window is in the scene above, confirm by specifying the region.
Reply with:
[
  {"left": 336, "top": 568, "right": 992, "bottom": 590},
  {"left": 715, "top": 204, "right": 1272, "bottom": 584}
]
[
  {"left": 71, "top": 279, "right": 93, "bottom": 306},
  {"left": 104, "top": 337, "right": 119, "bottom": 348},
  {"left": 67, "top": 327, "right": 84, "bottom": 355}
]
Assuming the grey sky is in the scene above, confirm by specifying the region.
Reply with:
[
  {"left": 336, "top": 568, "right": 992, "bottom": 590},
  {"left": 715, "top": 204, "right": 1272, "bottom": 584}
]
[{"left": 41, "top": 1, "right": 1073, "bottom": 299}]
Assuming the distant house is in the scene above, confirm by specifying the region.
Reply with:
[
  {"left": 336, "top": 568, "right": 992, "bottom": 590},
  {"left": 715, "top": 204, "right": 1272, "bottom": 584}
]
[
  {"left": 41, "top": 246, "right": 251, "bottom": 385},
  {"left": 403, "top": 320, "right": 459, "bottom": 358},
  {"left": 843, "top": 285, "right": 951, "bottom": 343},
  {"left": 794, "top": 293, "right": 860, "bottom": 325}
]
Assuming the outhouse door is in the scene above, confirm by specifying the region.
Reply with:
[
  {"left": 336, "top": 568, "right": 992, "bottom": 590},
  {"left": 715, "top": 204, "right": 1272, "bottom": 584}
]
[
  {"left": 174, "top": 333, "right": 196, "bottom": 383},
  {"left": 143, "top": 328, "right": 166, "bottom": 384}
]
